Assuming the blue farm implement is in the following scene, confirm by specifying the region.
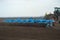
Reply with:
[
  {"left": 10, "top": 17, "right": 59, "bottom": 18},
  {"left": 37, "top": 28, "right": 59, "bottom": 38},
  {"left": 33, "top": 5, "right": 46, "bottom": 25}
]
[{"left": 3, "top": 18, "right": 55, "bottom": 27}]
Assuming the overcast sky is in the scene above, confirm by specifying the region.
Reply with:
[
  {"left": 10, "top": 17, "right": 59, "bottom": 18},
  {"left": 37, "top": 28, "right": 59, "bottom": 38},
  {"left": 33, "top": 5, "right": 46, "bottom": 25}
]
[{"left": 0, "top": 0, "right": 60, "bottom": 17}]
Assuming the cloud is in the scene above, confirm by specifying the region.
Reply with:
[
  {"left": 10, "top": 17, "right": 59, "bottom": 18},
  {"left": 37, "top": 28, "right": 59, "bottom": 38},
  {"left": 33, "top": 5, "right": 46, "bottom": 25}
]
[{"left": 0, "top": 0, "right": 60, "bottom": 17}]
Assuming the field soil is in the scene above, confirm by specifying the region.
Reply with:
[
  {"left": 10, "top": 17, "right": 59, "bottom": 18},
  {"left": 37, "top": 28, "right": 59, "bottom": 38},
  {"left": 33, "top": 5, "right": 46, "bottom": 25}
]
[{"left": 0, "top": 26, "right": 60, "bottom": 40}]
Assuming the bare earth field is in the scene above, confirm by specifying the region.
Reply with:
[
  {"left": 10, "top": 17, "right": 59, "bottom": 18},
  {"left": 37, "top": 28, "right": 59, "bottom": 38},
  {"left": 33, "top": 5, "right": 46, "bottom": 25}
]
[{"left": 0, "top": 26, "right": 60, "bottom": 40}]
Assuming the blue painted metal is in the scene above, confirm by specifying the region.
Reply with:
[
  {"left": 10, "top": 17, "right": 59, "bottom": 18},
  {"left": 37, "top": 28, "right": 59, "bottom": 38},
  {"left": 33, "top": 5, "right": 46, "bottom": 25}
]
[
  {"left": 3, "top": 18, "right": 55, "bottom": 27},
  {"left": 4, "top": 18, "right": 55, "bottom": 23}
]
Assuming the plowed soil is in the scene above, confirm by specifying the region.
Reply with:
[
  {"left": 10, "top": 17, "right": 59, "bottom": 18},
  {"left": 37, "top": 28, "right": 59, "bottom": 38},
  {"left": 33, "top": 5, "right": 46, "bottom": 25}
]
[{"left": 0, "top": 26, "right": 60, "bottom": 40}]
